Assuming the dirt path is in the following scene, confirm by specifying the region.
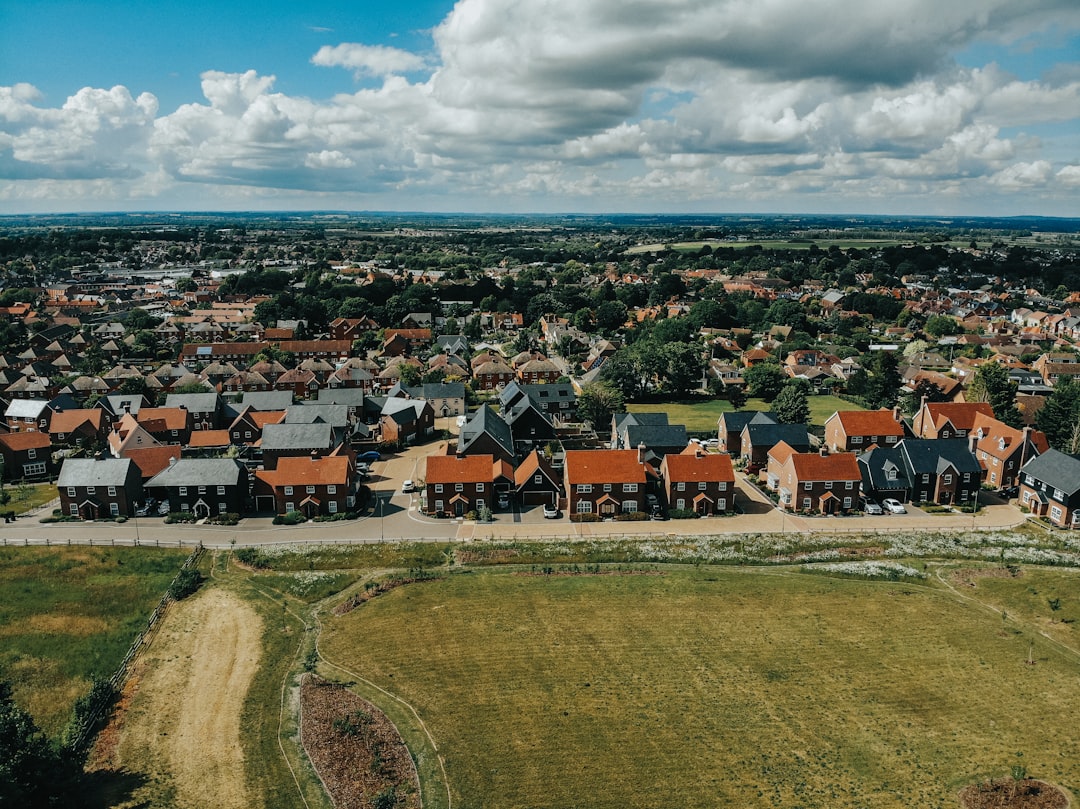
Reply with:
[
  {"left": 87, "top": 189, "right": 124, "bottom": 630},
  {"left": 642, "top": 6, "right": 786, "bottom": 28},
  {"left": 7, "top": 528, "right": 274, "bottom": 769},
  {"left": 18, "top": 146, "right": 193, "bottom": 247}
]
[{"left": 104, "top": 586, "right": 264, "bottom": 809}]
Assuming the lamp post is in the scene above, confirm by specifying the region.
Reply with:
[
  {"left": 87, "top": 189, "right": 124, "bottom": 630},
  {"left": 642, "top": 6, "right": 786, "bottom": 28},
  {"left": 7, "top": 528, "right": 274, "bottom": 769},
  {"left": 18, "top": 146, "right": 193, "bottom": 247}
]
[{"left": 379, "top": 493, "right": 385, "bottom": 543}]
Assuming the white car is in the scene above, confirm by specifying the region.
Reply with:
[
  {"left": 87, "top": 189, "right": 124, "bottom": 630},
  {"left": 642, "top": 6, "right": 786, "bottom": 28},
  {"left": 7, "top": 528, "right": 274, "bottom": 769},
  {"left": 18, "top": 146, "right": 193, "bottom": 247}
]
[
  {"left": 543, "top": 503, "right": 560, "bottom": 519},
  {"left": 882, "top": 498, "right": 907, "bottom": 514},
  {"left": 401, "top": 480, "right": 415, "bottom": 493},
  {"left": 862, "top": 498, "right": 883, "bottom": 515}
]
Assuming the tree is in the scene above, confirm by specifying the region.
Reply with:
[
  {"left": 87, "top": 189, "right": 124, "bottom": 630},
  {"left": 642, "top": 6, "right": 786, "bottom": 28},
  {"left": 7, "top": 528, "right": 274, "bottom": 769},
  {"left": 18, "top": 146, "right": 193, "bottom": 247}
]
[
  {"left": 595, "top": 300, "right": 627, "bottom": 334},
  {"left": 175, "top": 276, "right": 197, "bottom": 293},
  {"left": 900, "top": 378, "right": 948, "bottom": 416},
  {"left": 725, "top": 385, "right": 747, "bottom": 410},
  {"left": 397, "top": 363, "right": 422, "bottom": 387},
  {"left": 1036, "top": 377, "right": 1080, "bottom": 451},
  {"left": 865, "top": 350, "right": 902, "bottom": 409},
  {"left": 661, "top": 342, "right": 705, "bottom": 397},
  {"left": 0, "top": 681, "right": 83, "bottom": 807},
  {"left": 923, "top": 314, "right": 961, "bottom": 338},
  {"left": 744, "top": 363, "right": 786, "bottom": 402},
  {"left": 773, "top": 381, "right": 810, "bottom": 424},
  {"left": 967, "top": 362, "right": 1022, "bottom": 428},
  {"left": 577, "top": 382, "right": 624, "bottom": 431}
]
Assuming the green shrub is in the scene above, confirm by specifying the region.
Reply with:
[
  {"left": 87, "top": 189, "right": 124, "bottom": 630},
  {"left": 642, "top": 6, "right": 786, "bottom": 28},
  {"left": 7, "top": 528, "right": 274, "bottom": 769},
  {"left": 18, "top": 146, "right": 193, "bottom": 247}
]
[
  {"left": 234, "top": 547, "right": 270, "bottom": 569},
  {"left": 669, "top": 508, "right": 700, "bottom": 519},
  {"left": 569, "top": 512, "right": 602, "bottom": 523},
  {"left": 614, "top": 511, "right": 649, "bottom": 521},
  {"left": 168, "top": 567, "right": 203, "bottom": 600}
]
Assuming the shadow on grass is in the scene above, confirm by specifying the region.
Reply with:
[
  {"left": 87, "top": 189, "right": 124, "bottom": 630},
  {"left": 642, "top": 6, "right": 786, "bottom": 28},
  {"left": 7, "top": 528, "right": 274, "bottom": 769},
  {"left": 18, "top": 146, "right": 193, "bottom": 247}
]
[{"left": 82, "top": 767, "right": 150, "bottom": 808}]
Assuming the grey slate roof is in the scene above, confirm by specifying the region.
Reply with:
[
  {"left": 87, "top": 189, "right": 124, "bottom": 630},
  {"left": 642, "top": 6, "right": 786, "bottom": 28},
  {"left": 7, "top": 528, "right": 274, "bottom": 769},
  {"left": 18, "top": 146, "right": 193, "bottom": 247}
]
[
  {"left": 719, "top": 410, "right": 777, "bottom": 433},
  {"left": 238, "top": 391, "right": 294, "bottom": 411},
  {"left": 286, "top": 404, "right": 350, "bottom": 428},
  {"left": 857, "top": 446, "right": 910, "bottom": 492},
  {"left": 146, "top": 459, "right": 245, "bottom": 488},
  {"left": 624, "top": 423, "right": 688, "bottom": 450},
  {"left": 742, "top": 422, "right": 812, "bottom": 450},
  {"left": 613, "top": 412, "right": 669, "bottom": 432},
  {"left": 5, "top": 399, "right": 48, "bottom": 419},
  {"left": 1020, "top": 449, "right": 1080, "bottom": 495},
  {"left": 57, "top": 457, "right": 135, "bottom": 487},
  {"left": 898, "top": 439, "right": 981, "bottom": 476},
  {"left": 260, "top": 422, "right": 334, "bottom": 451},
  {"left": 164, "top": 392, "right": 221, "bottom": 413},
  {"left": 459, "top": 405, "right": 514, "bottom": 458},
  {"left": 316, "top": 388, "right": 366, "bottom": 407}
]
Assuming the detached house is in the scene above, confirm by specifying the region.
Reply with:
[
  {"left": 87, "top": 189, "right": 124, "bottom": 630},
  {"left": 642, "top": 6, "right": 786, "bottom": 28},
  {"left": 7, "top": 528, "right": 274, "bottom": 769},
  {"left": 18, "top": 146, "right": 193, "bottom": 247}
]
[
  {"left": 773, "top": 450, "right": 862, "bottom": 514},
  {"left": 1018, "top": 449, "right": 1080, "bottom": 528},
  {"left": 660, "top": 449, "right": 736, "bottom": 515},
  {"left": 146, "top": 458, "right": 249, "bottom": 518},
  {"left": 254, "top": 454, "right": 356, "bottom": 517},
  {"left": 716, "top": 411, "right": 776, "bottom": 455},
  {"left": 823, "top": 408, "right": 906, "bottom": 453},
  {"left": 57, "top": 457, "right": 142, "bottom": 520},
  {"left": 898, "top": 439, "right": 982, "bottom": 506},
  {"left": 0, "top": 431, "right": 53, "bottom": 481},
  {"left": 564, "top": 449, "right": 648, "bottom": 517},
  {"left": 425, "top": 453, "right": 496, "bottom": 516},
  {"left": 740, "top": 421, "right": 812, "bottom": 471},
  {"left": 969, "top": 413, "right": 1048, "bottom": 491},
  {"left": 912, "top": 401, "right": 994, "bottom": 440},
  {"left": 514, "top": 449, "right": 562, "bottom": 507}
]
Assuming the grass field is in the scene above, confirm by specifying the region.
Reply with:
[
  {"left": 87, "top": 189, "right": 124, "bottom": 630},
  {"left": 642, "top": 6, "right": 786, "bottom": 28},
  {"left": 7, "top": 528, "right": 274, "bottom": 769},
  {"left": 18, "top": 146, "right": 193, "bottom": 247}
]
[
  {"left": 3, "top": 481, "right": 60, "bottom": 513},
  {"left": 628, "top": 394, "right": 859, "bottom": 431},
  {"left": 626, "top": 240, "right": 907, "bottom": 253},
  {"left": 0, "top": 546, "right": 186, "bottom": 735},
  {"left": 319, "top": 566, "right": 1080, "bottom": 809}
]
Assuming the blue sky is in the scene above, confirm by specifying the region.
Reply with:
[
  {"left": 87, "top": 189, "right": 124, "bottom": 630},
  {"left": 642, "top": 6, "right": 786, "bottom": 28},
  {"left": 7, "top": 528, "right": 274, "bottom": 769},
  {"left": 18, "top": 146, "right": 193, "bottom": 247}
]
[{"left": 1, "top": 0, "right": 1079, "bottom": 215}]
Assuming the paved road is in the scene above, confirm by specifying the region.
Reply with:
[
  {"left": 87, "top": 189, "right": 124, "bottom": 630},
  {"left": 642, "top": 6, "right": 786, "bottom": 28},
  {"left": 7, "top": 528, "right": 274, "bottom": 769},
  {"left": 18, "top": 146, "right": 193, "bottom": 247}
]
[{"left": 0, "top": 445, "right": 1029, "bottom": 550}]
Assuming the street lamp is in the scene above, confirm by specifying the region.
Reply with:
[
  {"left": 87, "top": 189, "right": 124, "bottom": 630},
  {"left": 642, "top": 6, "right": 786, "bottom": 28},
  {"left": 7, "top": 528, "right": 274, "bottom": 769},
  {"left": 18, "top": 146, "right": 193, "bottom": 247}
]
[{"left": 379, "top": 493, "right": 385, "bottom": 543}]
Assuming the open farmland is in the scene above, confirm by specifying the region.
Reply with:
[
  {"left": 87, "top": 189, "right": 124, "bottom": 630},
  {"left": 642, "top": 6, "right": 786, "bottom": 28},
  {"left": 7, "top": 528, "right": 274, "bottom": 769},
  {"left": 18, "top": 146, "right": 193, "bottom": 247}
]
[
  {"left": 318, "top": 566, "right": 1080, "bottom": 809},
  {"left": 0, "top": 546, "right": 186, "bottom": 735}
]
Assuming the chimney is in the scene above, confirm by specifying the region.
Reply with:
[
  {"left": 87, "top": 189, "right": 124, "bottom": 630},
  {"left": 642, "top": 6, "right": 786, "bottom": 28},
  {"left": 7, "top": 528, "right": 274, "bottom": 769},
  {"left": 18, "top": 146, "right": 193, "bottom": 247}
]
[
  {"left": 892, "top": 406, "right": 901, "bottom": 422},
  {"left": 695, "top": 448, "right": 703, "bottom": 459},
  {"left": 168, "top": 455, "right": 177, "bottom": 466},
  {"left": 968, "top": 433, "right": 978, "bottom": 454},
  {"left": 638, "top": 442, "right": 647, "bottom": 465},
  {"left": 819, "top": 447, "right": 828, "bottom": 457}
]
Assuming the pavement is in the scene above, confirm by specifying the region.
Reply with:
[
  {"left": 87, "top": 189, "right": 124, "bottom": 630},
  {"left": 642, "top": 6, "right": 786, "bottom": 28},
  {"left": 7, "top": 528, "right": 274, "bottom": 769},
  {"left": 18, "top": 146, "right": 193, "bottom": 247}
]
[{"left": 0, "top": 446, "right": 1031, "bottom": 550}]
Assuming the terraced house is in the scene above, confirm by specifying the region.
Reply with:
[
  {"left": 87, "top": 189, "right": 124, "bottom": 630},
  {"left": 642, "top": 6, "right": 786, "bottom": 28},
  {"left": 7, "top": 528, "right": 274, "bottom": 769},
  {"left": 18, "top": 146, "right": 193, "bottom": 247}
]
[{"left": 1018, "top": 449, "right": 1080, "bottom": 528}]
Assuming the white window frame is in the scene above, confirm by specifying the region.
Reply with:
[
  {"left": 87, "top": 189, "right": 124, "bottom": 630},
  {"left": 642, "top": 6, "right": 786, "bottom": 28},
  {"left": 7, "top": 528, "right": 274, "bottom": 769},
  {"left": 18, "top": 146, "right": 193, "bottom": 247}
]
[
  {"left": 623, "top": 483, "right": 638, "bottom": 493},
  {"left": 327, "top": 485, "right": 336, "bottom": 494},
  {"left": 434, "top": 484, "right": 443, "bottom": 493},
  {"left": 284, "top": 485, "right": 293, "bottom": 496},
  {"left": 108, "top": 486, "right": 116, "bottom": 497},
  {"left": 622, "top": 500, "right": 636, "bottom": 513},
  {"left": 577, "top": 484, "right": 592, "bottom": 493},
  {"left": 576, "top": 500, "right": 593, "bottom": 513},
  {"left": 217, "top": 485, "right": 226, "bottom": 495},
  {"left": 178, "top": 486, "right": 187, "bottom": 496},
  {"left": 285, "top": 501, "right": 295, "bottom": 512}
]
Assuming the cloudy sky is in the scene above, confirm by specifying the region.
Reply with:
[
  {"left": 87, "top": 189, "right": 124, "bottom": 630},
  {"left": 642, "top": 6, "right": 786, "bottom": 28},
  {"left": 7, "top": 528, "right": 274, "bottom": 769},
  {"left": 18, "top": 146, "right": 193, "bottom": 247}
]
[{"left": 1, "top": 0, "right": 1079, "bottom": 216}]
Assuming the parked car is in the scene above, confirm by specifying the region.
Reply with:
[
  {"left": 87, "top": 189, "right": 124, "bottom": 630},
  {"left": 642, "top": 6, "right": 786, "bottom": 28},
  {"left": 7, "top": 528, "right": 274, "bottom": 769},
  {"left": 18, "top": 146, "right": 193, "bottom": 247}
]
[
  {"left": 157, "top": 499, "right": 171, "bottom": 516},
  {"left": 497, "top": 492, "right": 510, "bottom": 508},
  {"left": 645, "top": 493, "right": 659, "bottom": 509},
  {"left": 135, "top": 500, "right": 153, "bottom": 517},
  {"left": 882, "top": 498, "right": 907, "bottom": 514},
  {"left": 401, "top": 479, "right": 415, "bottom": 493},
  {"left": 999, "top": 486, "right": 1018, "bottom": 499},
  {"left": 358, "top": 450, "right": 381, "bottom": 462},
  {"left": 650, "top": 505, "right": 667, "bottom": 520},
  {"left": 542, "top": 503, "right": 560, "bottom": 519},
  {"left": 862, "top": 498, "right": 883, "bottom": 515}
]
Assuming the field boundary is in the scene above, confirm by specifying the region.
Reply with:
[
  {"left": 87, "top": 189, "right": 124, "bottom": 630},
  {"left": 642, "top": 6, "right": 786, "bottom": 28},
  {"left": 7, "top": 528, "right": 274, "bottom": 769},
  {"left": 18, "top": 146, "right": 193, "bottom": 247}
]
[{"left": 68, "top": 544, "right": 204, "bottom": 751}]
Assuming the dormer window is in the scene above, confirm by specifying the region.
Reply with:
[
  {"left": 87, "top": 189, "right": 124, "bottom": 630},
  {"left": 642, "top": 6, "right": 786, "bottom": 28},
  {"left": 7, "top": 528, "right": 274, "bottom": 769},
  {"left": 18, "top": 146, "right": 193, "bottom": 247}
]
[{"left": 999, "top": 438, "right": 1006, "bottom": 451}]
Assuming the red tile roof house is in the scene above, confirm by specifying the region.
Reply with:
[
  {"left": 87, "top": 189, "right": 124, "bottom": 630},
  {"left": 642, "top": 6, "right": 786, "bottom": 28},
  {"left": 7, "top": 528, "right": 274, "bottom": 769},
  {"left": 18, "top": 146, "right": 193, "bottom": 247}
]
[
  {"left": 0, "top": 430, "right": 53, "bottom": 481},
  {"left": 823, "top": 408, "right": 906, "bottom": 453},
  {"left": 254, "top": 455, "right": 356, "bottom": 517},
  {"left": 774, "top": 450, "right": 862, "bottom": 514},
  {"left": 660, "top": 449, "right": 736, "bottom": 515},
  {"left": 424, "top": 453, "right": 496, "bottom": 517},
  {"left": 968, "top": 412, "right": 1049, "bottom": 491},
  {"left": 47, "top": 408, "right": 106, "bottom": 448},
  {"left": 912, "top": 401, "right": 994, "bottom": 440},
  {"left": 564, "top": 449, "right": 648, "bottom": 518}
]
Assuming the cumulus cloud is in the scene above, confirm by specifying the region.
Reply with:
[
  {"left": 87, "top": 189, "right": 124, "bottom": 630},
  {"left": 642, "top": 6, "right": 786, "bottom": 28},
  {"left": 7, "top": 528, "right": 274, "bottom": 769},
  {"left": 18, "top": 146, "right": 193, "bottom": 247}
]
[
  {"left": 311, "top": 43, "right": 427, "bottom": 77},
  {"left": 2, "top": 0, "right": 1079, "bottom": 211}
]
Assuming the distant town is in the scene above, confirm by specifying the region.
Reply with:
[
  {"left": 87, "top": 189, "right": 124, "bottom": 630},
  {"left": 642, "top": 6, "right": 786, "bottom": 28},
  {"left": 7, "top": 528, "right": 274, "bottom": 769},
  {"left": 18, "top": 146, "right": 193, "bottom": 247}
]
[{"left": 2, "top": 212, "right": 1080, "bottom": 531}]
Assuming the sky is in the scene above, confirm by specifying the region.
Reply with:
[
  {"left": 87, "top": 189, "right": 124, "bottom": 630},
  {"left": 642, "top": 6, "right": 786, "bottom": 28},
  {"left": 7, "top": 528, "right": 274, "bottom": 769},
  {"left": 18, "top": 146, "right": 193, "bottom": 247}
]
[{"left": 1, "top": 0, "right": 1079, "bottom": 217}]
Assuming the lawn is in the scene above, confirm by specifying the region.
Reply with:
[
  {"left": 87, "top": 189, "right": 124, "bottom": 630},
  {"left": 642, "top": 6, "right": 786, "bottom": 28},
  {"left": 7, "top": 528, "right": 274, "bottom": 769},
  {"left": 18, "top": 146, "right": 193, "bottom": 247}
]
[
  {"left": 3, "top": 481, "right": 60, "bottom": 513},
  {"left": 319, "top": 566, "right": 1080, "bottom": 809},
  {"left": 0, "top": 546, "right": 187, "bottom": 735},
  {"left": 628, "top": 394, "right": 860, "bottom": 431}
]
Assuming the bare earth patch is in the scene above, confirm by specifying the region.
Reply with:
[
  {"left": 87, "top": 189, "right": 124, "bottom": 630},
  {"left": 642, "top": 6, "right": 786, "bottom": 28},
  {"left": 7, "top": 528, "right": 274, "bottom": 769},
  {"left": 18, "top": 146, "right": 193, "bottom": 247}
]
[
  {"left": 300, "top": 675, "right": 420, "bottom": 809},
  {"left": 959, "top": 778, "right": 1069, "bottom": 809},
  {"left": 952, "top": 567, "right": 1024, "bottom": 587},
  {"left": 91, "top": 587, "right": 263, "bottom": 809}
]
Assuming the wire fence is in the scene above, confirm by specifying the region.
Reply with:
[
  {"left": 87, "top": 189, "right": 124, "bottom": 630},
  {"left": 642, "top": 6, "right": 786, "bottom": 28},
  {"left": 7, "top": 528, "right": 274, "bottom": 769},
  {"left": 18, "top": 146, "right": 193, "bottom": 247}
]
[{"left": 67, "top": 544, "right": 205, "bottom": 752}]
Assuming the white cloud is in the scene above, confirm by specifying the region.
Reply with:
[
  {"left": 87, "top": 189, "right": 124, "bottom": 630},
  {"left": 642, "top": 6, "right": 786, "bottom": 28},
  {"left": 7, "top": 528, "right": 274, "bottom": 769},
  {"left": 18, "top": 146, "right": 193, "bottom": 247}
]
[
  {"left": 312, "top": 43, "right": 427, "bottom": 77},
  {"left": 304, "top": 150, "right": 355, "bottom": 169}
]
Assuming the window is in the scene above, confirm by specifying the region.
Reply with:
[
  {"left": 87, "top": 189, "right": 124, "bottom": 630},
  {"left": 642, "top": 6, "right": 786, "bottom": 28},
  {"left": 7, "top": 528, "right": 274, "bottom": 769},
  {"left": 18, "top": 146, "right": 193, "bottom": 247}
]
[
  {"left": 851, "top": 435, "right": 863, "bottom": 444},
  {"left": 604, "top": 483, "right": 613, "bottom": 492},
  {"left": 434, "top": 500, "right": 443, "bottom": 512},
  {"left": 698, "top": 482, "right": 707, "bottom": 490},
  {"left": 887, "top": 468, "right": 897, "bottom": 481},
  {"left": 477, "top": 483, "right": 485, "bottom": 492},
  {"left": 456, "top": 483, "right": 464, "bottom": 492},
  {"left": 180, "top": 503, "right": 189, "bottom": 512},
  {"left": 676, "top": 498, "right": 686, "bottom": 510},
  {"left": 623, "top": 483, "right": 638, "bottom": 493},
  {"left": 1055, "top": 489, "right": 1066, "bottom": 501},
  {"left": 245, "top": 431, "right": 252, "bottom": 439},
  {"left": 70, "top": 503, "right": 79, "bottom": 516},
  {"left": 718, "top": 482, "right": 727, "bottom": 491},
  {"left": 217, "top": 486, "right": 226, "bottom": 495},
  {"left": 1051, "top": 505, "right": 1063, "bottom": 522},
  {"left": 534, "top": 474, "right": 543, "bottom": 485},
  {"left": 67, "top": 486, "right": 76, "bottom": 497},
  {"left": 802, "top": 497, "right": 812, "bottom": 510},
  {"left": 1023, "top": 490, "right": 1031, "bottom": 504},
  {"left": 803, "top": 482, "right": 812, "bottom": 490},
  {"left": 843, "top": 497, "right": 852, "bottom": 509},
  {"left": 284, "top": 486, "right": 293, "bottom": 496},
  {"left": 306, "top": 486, "right": 316, "bottom": 494},
  {"left": 285, "top": 502, "right": 295, "bottom": 512},
  {"left": 676, "top": 482, "right": 686, "bottom": 491},
  {"left": 434, "top": 484, "right": 443, "bottom": 493},
  {"left": 87, "top": 486, "right": 96, "bottom": 494},
  {"left": 577, "top": 484, "right": 592, "bottom": 493},
  {"left": 943, "top": 474, "right": 952, "bottom": 485},
  {"left": 717, "top": 498, "right": 726, "bottom": 511},
  {"left": 622, "top": 500, "right": 636, "bottom": 512},
  {"left": 108, "top": 486, "right": 116, "bottom": 497},
  {"left": 845, "top": 481, "right": 854, "bottom": 490},
  {"left": 576, "top": 500, "right": 593, "bottom": 513},
  {"left": 328, "top": 500, "right": 338, "bottom": 513},
  {"left": 921, "top": 474, "right": 930, "bottom": 483},
  {"left": 198, "top": 486, "right": 206, "bottom": 495},
  {"left": 27, "top": 448, "right": 36, "bottom": 459},
  {"left": 327, "top": 485, "right": 336, "bottom": 494},
  {"left": 23, "top": 462, "right": 45, "bottom": 477},
  {"left": 824, "top": 481, "right": 833, "bottom": 489},
  {"left": 178, "top": 486, "right": 187, "bottom": 496},
  {"left": 171, "top": 430, "right": 178, "bottom": 436},
  {"left": 885, "top": 435, "right": 897, "bottom": 443},
  {"left": 218, "top": 502, "right": 227, "bottom": 513}
]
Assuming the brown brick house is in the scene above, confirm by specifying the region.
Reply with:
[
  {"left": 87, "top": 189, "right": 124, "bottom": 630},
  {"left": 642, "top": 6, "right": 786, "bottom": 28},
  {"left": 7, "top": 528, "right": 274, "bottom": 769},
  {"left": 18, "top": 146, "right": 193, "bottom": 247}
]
[
  {"left": 0, "top": 431, "right": 53, "bottom": 481},
  {"left": 425, "top": 453, "right": 496, "bottom": 516},
  {"left": 563, "top": 449, "right": 648, "bottom": 517},
  {"left": 254, "top": 455, "right": 356, "bottom": 517},
  {"left": 775, "top": 451, "right": 862, "bottom": 514},
  {"left": 969, "top": 412, "right": 1048, "bottom": 490},
  {"left": 660, "top": 449, "right": 736, "bottom": 515},
  {"left": 823, "top": 408, "right": 906, "bottom": 453},
  {"left": 57, "top": 457, "right": 143, "bottom": 519},
  {"left": 912, "top": 401, "right": 994, "bottom": 439}
]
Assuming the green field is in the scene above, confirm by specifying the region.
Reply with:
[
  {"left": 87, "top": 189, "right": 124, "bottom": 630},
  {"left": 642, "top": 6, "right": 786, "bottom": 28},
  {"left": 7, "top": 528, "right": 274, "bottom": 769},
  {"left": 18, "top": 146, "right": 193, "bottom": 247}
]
[
  {"left": 318, "top": 565, "right": 1080, "bottom": 809},
  {"left": 3, "top": 481, "right": 60, "bottom": 513},
  {"left": 0, "top": 546, "right": 187, "bottom": 735},
  {"left": 628, "top": 394, "right": 859, "bottom": 431},
  {"left": 627, "top": 240, "right": 906, "bottom": 253}
]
